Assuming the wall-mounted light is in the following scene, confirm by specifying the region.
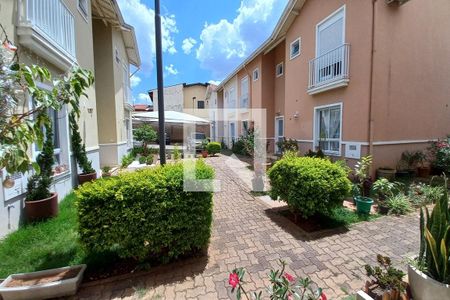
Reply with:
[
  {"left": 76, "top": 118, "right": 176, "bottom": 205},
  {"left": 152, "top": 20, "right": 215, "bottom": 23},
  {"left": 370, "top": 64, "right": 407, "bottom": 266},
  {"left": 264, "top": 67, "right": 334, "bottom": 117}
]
[
  {"left": 293, "top": 111, "right": 299, "bottom": 119},
  {"left": 87, "top": 108, "right": 94, "bottom": 114}
]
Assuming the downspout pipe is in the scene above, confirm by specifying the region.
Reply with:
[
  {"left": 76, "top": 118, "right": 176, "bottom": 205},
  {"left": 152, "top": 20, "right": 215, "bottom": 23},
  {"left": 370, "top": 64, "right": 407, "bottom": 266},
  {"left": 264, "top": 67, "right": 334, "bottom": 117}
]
[{"left": 368, "top": 0, "right": 377, "bottom": 160}]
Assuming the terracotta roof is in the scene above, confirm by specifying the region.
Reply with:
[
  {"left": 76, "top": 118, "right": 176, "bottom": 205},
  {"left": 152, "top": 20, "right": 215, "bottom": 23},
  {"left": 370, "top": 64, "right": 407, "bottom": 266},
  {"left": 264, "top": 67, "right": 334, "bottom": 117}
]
[{"left": 133, "top": 104, "right": 153, "bottom": 111}]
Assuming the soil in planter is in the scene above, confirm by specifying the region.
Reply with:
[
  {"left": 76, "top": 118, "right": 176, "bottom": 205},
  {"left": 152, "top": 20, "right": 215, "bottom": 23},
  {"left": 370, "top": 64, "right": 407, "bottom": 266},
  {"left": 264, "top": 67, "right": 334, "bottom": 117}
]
[{"left": 5, "top": 267, "right": 81, "bottom": 287}]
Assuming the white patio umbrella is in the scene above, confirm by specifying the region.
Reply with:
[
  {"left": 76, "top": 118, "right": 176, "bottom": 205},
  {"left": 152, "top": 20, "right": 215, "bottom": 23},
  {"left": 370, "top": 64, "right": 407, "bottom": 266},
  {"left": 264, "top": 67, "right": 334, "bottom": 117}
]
[{"left": 133, "top": 111, "right": 210, "bottom": 125}]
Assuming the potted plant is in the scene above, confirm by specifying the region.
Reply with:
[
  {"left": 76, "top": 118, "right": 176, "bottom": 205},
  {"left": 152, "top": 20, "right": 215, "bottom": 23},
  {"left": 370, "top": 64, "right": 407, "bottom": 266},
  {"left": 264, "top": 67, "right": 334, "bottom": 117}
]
[
  {"left": 354, "top": 155, "right": 374, "bottom": 214},
  {"left": 397, "top": 151, "right": 419, "bottom": 177},
  {"left": 408, "top": 177, "right": 450, "bottom": 299},
  {"left": 364, "top": 255, "right": 408, "bottom": 300},
  {"left": 416, "top": 151, "right": 431, "bottom": 178},
  {"left": 69, "top": 111, "right": 96, "bottom": 185},
  {"left": 376, "top": 167, "right": 396, "bottom": 181},
  {"left": 372, "top": 178, "right": 402, "bottom": 214},
  {"left": 25, "top": 121, "right": 58, "bottom": 222},
  {"left": 201, "top": 139, "right": 209, "bottom": 158},
  {"left": 0, "top": 265, "right": 87, "bottom": 300}
]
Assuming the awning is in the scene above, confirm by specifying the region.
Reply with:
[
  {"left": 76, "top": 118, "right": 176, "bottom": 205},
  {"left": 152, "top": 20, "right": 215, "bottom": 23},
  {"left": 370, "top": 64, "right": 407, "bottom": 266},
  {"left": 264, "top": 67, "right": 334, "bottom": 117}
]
[{"left": 132, "top": 111, "right": 210, "bottom": 125}]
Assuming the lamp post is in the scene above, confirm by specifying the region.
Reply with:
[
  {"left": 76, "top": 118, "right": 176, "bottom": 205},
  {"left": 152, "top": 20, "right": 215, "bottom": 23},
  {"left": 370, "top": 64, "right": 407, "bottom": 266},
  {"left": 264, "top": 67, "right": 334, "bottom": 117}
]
[{"left": 155, "top": 0, "right": 166, "bottom": 164}]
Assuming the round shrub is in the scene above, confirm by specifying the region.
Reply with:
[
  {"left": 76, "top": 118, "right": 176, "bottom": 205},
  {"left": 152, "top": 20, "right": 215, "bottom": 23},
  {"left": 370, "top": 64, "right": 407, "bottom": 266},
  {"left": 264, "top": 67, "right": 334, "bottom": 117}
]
[
  {"left": 267, "top": 156, "right": 351, "bottom": 218},
  {"left": 206, "top": 142, "right": 221, "bottom": 156},
  {"left": 76, "top": 160, "right": 214, "bottom": 261}
]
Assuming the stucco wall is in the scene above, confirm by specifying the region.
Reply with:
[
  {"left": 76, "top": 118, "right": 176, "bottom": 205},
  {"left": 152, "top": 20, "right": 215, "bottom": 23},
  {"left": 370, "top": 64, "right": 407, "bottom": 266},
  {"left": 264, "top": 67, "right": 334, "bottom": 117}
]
[
  {"left": 183, "top": 84, "right": 209, "bottom": 119},
  {"left": 371, "top": 0, "right": 450, "bottom": 142},
  {"left": 152, "top": 84, "right": 184, "bottom": 112}
]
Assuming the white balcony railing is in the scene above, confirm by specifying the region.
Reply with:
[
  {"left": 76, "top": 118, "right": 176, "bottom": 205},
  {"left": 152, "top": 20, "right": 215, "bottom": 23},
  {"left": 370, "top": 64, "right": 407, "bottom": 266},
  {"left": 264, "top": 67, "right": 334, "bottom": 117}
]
[
  {"left": 17, "top": 0, "right": 76, "bottom": 69},
  {"left": 308, "top": 44, "right": 350, "bottom": 94}
]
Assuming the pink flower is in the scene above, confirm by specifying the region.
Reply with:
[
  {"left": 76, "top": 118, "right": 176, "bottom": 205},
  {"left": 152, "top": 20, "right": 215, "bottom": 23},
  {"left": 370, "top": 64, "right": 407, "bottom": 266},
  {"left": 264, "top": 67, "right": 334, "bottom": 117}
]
[
  {"left": 319, "top": 292, "right": 327, "bottom": 300},
  {"left": 228, "top": 272, "right": 240, "bottom": 288},
  {"left": 287, "top": 293, "right": 294, "bottom": 300},
  {"left": 284, "top": 272, "right": 295, "bottom": 282}
]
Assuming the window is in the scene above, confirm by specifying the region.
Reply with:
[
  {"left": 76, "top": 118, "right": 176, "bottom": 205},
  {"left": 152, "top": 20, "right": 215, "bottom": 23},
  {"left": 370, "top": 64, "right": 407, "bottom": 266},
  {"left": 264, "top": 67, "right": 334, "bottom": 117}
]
[
  {"left": 253, "top": 68, "right": 259, "bottom": 81},
  {"left": 240, "top": 76, "right": 249, "bottom": 108},
  {"left": 226, "top": 87, "right": 236, "bottom": 108},
  {"left": 290, "top": 37, "right": 301, "bottom": 59},
  {"left": 315, "top": 104, "right": 342, "bottom": 155},
  {"left": 115, "top": 48, "right": 120, "bottom": 64},
  {"left": 197, "top": 100, "right": 205, "bottom": 109},
  {"left": 123, "top": 64, "right": 132, "bottom": 105},
  {"left": 78, "top": 0, "right": 89, "bottom": 19},
  {"left": 242, "top": 120, "right": 249, "bottom": 136},
  {"left": 276, "top": 62, "right": 284, "bottom": 77}
]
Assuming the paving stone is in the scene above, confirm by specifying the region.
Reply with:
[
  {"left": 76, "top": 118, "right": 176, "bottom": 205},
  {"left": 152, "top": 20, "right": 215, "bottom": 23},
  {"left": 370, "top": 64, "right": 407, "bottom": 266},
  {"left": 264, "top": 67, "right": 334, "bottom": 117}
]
[{"left": 68, "top": 155, "right": 419, "bottom": 300}]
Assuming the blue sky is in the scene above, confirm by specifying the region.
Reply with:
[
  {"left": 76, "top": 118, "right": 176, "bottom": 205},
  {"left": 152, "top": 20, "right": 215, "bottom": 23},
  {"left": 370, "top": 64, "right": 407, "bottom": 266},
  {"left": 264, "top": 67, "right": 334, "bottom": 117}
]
[{"left": 117, "top": 0, "right": 289, "bottom": 104}]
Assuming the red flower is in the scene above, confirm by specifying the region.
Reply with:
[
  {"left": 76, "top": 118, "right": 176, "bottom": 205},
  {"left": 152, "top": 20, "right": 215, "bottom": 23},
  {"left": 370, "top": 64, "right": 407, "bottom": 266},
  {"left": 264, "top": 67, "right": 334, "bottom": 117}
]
[
  {"left": 319, "top": 292, "right": 327, "bottom": 300},
  {"left": 229, "top": 272, "right": 240, "bottom": 288},
  {"left": 284, "top": 272, "right": 295, "bottom": 282},
  {"left": 287, "top": 293, "right": 294, "bottom": 300}
]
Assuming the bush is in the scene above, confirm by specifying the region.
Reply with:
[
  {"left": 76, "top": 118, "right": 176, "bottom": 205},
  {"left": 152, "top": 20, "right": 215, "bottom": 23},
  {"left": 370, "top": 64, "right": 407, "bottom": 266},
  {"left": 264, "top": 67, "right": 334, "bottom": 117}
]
[
  {"left": 386, "top": 194, "right": 412, "bottom": 215},
  {"left": 232, "top": 139, "right": 247, "bottom": 155},
  {"left": 76, "top": 160, "right": 214, "bottom": 261},
  {"left": 206, "top": 142, "right": 221, "bottom": 156},
  {"left": 138, "top": 156, "right": 146, "bottom": 164},
  {"left": 121, "top": 153, "right": 134, "bottom": 168},
  {"left": 268, "top": 156, "right": 351, "bottom": 218},
  {"left": 276, "top": 138, "right": 299, "bottom": 154}
]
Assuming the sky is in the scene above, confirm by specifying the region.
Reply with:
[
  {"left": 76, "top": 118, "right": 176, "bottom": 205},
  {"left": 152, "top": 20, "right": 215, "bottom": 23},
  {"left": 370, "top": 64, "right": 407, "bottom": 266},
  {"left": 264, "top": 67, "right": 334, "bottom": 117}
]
[{"left": 117, "top": 0, "right": 289, "bottom": 104}]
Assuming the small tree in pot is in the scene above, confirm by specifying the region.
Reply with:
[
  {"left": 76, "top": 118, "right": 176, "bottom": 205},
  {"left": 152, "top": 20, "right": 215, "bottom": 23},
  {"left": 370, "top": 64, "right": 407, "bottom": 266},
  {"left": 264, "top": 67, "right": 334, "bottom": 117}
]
[
  {"left": 69, "top": 111, "right": 96, "bottom": 185},
  {"left": 353, "top": 155, "right": 374, "bottom": 214},
  {"left": 25, "top": 121, "right": 58, "bottom": 221}
]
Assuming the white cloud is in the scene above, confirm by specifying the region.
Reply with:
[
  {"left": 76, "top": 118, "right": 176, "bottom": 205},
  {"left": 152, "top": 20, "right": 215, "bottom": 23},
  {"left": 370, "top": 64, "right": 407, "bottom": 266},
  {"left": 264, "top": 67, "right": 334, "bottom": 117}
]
[
  {"left": 130, "top": 75, "right": 141, "bottom": 88},
  {"left": 117, "top": 0, "right": 178, "bottom": 73},
  {"left": 137, "top": 92, "right": 151, "bottom": 104},
  {"left": 182, "top": 37, "right": 197, "bottom": 54},
  {"left": 196, "top": 0, "right": 288, "bottom": 78},
  {"left": 165, "top": 64, "right": 179, "bottom": 75},
  {"left": 208, "top": 80, "right": 221, "bottom": 86}
]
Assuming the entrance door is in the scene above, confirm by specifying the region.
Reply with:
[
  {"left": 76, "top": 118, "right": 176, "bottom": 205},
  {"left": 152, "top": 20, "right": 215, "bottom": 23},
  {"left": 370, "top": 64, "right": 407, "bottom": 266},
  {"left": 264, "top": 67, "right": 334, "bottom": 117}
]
[{"left": 275, "top": 117, "right": 284, "bottom": 154}]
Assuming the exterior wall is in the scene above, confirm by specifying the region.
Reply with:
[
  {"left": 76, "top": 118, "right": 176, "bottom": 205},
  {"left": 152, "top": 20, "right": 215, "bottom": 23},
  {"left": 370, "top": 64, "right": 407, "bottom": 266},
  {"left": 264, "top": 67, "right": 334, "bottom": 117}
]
[
  {"left": 284, "top": 0, "right": 373, "bottom": 157},
  {"left": 0, "top": 0, "right": 100, "bottom": 238},
  {"left": 151, "top": 84, "right": 184, "bottom": 112},
  {"left": 369, "top": 0, "right": 450, "bottom": 169},
  {"left": 183, "top": 84, "right": 209, "bottom": 119},
  {"left": 223, "top": 76, "right": 238, "bottom": 148}
]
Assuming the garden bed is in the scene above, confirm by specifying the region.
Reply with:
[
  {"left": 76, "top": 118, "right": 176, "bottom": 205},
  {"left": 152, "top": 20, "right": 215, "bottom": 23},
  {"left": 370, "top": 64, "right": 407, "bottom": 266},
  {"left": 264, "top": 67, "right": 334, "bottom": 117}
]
[{"left": 278, "top": 205, "right": 380, "bottom": 233}]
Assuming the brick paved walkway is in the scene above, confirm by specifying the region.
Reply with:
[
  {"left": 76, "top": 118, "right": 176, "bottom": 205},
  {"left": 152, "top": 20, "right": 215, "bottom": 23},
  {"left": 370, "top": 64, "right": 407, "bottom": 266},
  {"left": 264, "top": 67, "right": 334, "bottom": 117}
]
[{"left": 70, "top": 155, "right": 419, "bottom": 300}]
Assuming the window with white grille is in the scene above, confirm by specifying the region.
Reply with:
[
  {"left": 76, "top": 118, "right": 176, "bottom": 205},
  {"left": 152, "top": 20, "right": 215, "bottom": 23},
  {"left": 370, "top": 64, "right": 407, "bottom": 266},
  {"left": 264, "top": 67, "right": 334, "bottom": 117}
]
[
  {"left": 240, "top": 76, "right": 249, "bottom": 108},
  {"left": 78, "top": 0, "right": 89, "bottom": 19},
  {"left": 314, "top": 104, "right": 342, "bottom": 155}
]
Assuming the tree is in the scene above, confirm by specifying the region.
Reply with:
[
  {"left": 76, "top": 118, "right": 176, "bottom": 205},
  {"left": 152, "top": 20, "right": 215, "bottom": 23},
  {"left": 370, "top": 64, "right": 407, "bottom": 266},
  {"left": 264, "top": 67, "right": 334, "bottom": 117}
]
[
  {"left": 0, "top": 45, "right": 94, "bottom": 175},
  {"left": 69, "top": 111, "right": 94, "bottom": 174},
  {"left": 134, "top": 124, "right": 157, "bottom": 156}
]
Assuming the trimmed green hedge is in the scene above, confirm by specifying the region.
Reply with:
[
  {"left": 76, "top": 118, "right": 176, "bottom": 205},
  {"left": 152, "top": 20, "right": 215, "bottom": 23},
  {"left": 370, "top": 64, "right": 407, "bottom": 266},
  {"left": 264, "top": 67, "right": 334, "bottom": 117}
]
[
  {"left": 76, "top": 160, "right": 214, "bottom": 261},
  {"left": 206, "top": 142, "right": 221, "bottom": 156},
  {"left": 268, "top": 156, "right": 351, "bottom": 218}
]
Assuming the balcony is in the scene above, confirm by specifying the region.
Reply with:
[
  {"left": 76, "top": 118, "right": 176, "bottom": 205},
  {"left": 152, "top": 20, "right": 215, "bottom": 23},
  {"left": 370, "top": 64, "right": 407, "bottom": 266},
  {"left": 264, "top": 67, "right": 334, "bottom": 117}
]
[
  {"left": 17, "top": 0, "right": 76, "bottom": 70},
  {"left": 307, "top": 44, "right": 350, "bottom": 95}
]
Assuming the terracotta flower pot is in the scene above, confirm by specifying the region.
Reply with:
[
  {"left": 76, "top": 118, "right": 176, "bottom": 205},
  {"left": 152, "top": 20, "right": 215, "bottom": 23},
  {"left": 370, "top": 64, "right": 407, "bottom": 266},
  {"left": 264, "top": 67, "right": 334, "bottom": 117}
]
[
  {"left": 25, "top": 193, "right": 58, "bottom": 222},
  {"left": 201, "top": 150, "right": 208, "bottom": 158},
  {"left": 78, "top": 172, "right": 97, "bottom": 185}
]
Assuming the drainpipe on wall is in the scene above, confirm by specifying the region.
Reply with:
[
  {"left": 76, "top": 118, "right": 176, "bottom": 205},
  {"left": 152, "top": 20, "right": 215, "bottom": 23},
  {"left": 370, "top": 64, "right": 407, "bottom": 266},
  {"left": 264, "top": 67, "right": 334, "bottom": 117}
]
[{"left": 368, "top": 0, "right": 377, "bottom": 160}]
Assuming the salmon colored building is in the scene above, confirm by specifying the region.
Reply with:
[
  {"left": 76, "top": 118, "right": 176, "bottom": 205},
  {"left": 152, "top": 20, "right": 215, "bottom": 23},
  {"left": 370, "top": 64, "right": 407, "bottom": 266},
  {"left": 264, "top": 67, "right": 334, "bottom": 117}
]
[{"left": 216, "top": 0, "right": 450, "bottom": 171}]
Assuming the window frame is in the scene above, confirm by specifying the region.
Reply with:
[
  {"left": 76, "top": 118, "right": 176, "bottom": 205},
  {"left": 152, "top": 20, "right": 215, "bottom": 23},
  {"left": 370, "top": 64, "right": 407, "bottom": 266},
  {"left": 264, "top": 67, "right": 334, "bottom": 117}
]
[
  {"left": 78, "top": 0, "right": 89, "bottom": 21},
  {"left": 240, "top": 76, "right": 249, "bottom": 108},
  {"left": 197, "top": 100, "right": 205, "bottom": 109},
  {"left": 313, "top": 102, "right": 343, "bottom": 156},
  {"left": 315, "top": 5, "right": 346, "bottom": 58},
  {"left": 252, "top": 68, "right": 259, "bottom": 81},
  {"left": 290, "top": 37, "right": 301, "bottom": 60},
  {"left": 275, "top": 62, "right": 284, "bottom": 77}
]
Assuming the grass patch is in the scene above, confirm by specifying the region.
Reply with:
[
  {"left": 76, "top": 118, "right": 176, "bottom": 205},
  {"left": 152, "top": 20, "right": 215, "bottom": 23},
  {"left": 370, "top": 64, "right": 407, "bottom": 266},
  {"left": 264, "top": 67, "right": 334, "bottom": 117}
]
[
  {"left": 0, "top": 193, "right": 117, "bottom": 279},
  {"left": 326, "top": 207, "right": 380, "bottom": 227}
]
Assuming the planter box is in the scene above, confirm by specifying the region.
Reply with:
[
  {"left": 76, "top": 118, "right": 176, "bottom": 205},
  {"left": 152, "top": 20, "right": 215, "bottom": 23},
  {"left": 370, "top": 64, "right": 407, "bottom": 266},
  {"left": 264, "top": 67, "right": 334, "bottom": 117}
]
[
  {"left": 356, "top": 291, "right": 374, "bottom": 300},
  {"left": 408, "top": 265, "right": 450, "bottom": 300},
  {"left": 0, "top": 265, "right": 86, "bottom": 300}
]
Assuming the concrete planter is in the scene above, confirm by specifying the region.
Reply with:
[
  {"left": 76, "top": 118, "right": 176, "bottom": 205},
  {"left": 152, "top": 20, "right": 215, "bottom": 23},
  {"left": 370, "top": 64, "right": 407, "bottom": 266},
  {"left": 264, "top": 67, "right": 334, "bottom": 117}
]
[
  {"left": 0, "top": 265, "right": 86, "bottom": 300},
  {"left": 408, "top": 265, "right": 450, "bottom": 300}
]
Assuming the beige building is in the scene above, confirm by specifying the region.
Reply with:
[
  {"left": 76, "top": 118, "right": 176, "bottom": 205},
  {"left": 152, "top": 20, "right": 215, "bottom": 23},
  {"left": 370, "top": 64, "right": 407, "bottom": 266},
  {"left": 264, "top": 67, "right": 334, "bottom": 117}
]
[
  {"left": 217, "top": 0, "right": 450, "bottom": 171},
  {"left": 148, "top": 83, "right": 211, "bottom": 142},
  {"left": 0, "top": 0, "right": 139, "bottom": 238}
]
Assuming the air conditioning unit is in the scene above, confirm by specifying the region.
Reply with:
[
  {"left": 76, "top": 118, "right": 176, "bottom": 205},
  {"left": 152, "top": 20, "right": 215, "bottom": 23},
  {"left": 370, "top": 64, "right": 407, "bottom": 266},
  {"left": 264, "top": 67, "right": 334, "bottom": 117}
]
[{"left": 385, "top": 0, "right": 411, "bottom": 5}]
